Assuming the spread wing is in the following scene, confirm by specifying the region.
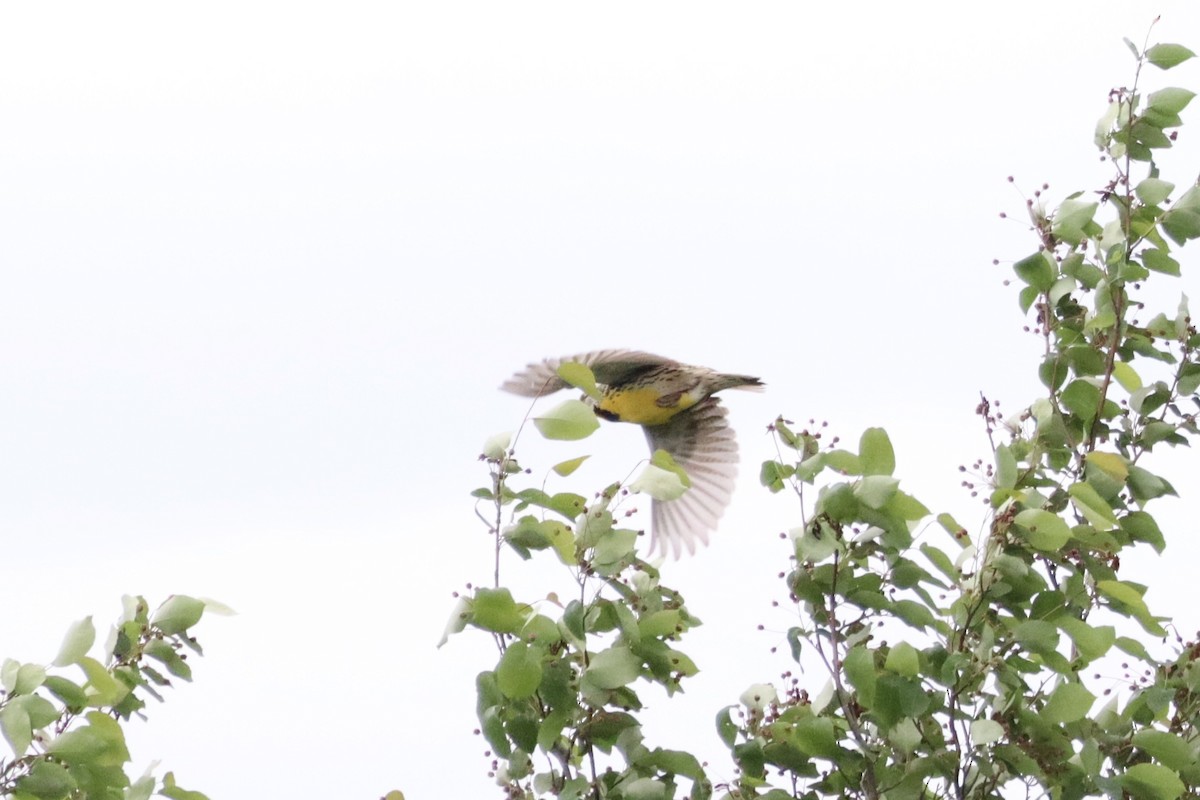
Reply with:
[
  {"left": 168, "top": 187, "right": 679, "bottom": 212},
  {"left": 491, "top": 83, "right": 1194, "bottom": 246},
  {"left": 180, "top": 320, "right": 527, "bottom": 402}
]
[
  {"left": 500, "top": 350, "right": 675, "bottom": 397},
  {"left": 643, "top": 397, "right": 739, "bottom": 557}
]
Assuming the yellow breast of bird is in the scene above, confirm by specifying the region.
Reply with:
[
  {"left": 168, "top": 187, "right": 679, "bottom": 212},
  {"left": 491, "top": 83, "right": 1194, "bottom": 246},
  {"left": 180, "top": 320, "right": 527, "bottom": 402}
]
[{"left": 598, "top": 385, "right": 700, "bottom": 426}]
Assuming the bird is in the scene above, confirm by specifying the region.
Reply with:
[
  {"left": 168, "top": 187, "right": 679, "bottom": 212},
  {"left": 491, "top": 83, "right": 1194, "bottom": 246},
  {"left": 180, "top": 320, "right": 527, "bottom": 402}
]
[{"left": 501, "top": 350, "right": 763, "bottom": 557}]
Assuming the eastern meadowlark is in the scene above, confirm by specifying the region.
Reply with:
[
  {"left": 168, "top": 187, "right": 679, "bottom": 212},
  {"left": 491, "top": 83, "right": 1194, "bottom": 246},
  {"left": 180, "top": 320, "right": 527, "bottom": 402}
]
[{"left": 501, "top": 350, "right": 763, "bottom": 556}]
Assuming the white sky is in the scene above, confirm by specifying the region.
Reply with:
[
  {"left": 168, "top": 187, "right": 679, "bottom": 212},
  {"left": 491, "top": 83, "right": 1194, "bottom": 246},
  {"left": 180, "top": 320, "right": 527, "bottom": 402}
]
[{"left": 4, "top": 3, "right": 1200, "bottom": 798}]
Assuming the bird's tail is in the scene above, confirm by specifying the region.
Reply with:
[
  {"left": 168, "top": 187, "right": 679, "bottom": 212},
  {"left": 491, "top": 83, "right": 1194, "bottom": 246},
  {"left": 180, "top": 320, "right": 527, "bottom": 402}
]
[{"left": 715, "top": 374, "right": 765, "bottom": 393}]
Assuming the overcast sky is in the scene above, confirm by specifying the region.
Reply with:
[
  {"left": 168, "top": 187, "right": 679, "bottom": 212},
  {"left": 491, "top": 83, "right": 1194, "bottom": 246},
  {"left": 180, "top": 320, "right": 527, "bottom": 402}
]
[{"left": 4, "top": 3, "right": 1200, "bottom": 798}]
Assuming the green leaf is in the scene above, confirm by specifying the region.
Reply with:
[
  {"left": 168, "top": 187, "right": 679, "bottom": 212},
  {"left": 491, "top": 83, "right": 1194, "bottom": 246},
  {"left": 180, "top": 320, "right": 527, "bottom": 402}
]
[
  {"left": 885, "top": 490, "right": 928, "bottom": 522},
  {"left": 1058, "top": 617, "right": 1116, "bottom": 662},
  {"left": 1042, "top": 682, "right": 1095, "bottom": 724},
  {"left": 629, "top": 463, "right": 688, "bottom": 502},
  {"left": 1084, "top": 308, "right": 1117, "bottom": 333},
  {"left": 935, "top": 513, "right": 968, "bottom": 546},
  {"left": 77, "top": 657, "right": 127, "bottom": 707},
  {"left": 1120, "top": 763, "right": 1185, "bottom": 800},
  {"left": 1086, "top": 452, "right": 1129, "bottom": 499},
  {"left": 1015, "top": 619, "right": 1060, "bottom": 656},
  {"left": 1063, "top": 254, "right": 1105, "bottom": 289},
  {"left": 1111, "top": 361, "right": 1144, "bottom": 392},
  {"left": 1145, "top": 313, "right": 1176, "bottom": 339},
  {"left": 1145, "top": 43, "right": 1196, "bottom": 70},
  {"left": 1034, "top": 401, "right": 1069, "bottom": 446},
  {"left": 54, "top": 617, "right": 96, "bottom": 668},
  {"left": 1131, "top": 384, "right": 1168, "bottom": 415},
  {"left": 477, "top": 685, "right": 509, "bottom": 757},
  {"left": 160, "top": 771, "right": 212, "bottom": 800},
  {"left": 1142, "top": 106, "right": 1184, "bottom": 130},
  {"left": 17, "top": 760, "right": 78, "bottom": 798},
  {"left": 1121, "top": 511, "right": 1165, "bottom": 553},
  {"left": 971, "top": 719, "right": 1005, "bottom": 746},
  {"left": 920, "top": 543, "right": 960, "bottom": 583},
  {"left": 859, "top": 428, "right": 895, "bottom": 476},
  {"left": 1128, "top": 465, "right": 1176, "bottom": 503},
  {"left": 888, "top": 717, "right": 922, "bottom": 754},
  {"left": 42, "top": 676, "right": 87, "bottom": 710},
  {"left": 24, "top": 697, "right": 57, "bottom": 732},
  {"left": 793, "top": 716, "right": 839, "bottom": 758},
  {"left": 638, "top": 748, "right": 706, "bottom": 780},
  {"left": 843, "top": 646, "right": 877, "bottom": 708},
  {"left": 995, "top": 444, "right": 1017, "bottom": 490},
  {"left": 1052, "top": 199, "right": 1099, "bottom": 246},
  {"left": 1176, "top": 184, "right": 1200, "bottom": 211},
  {"left": 760, "top": 459, "right": 793, "bottom": 492},
  {"left": 1097, "top": 580, "right": 1166, "bottom": 636},
  {"left": 1131, "top": 121, "right": 1173, "bottom": 150},
  {"left": 575, "top": 507, "right": 615, "bottom": 551},
  {"left": 1049, "top": 276, "right": 1075, "bottom": 306},
  {"left": 144, "top": 639, "right": 192, "bottom": 680},
  {"left": 1065, "top": 345, "right": 1106, "bottom": 376},
  {"left": 620, "top": 777, "right": 667, "bottom": 799},
  {"left": 1014, "top": 509, "right": 1071, "bottom": 551},
  {"left": 556, "top": 362, "right": 601, "bottom": 401},
  {"left": 1162, "top": 207, "right": 1200, "bottom": 245},
  {"left": 470, "top": 588, "right": 528, "bottom": 634},
  {"left": 151, "top": 595, "right": 205, "bottom": 636},
  {"left": 439, "top": 600, "right": 470, "bottom": 650},
  {"left": 496, "top": 641, "right": 543, "bottom": 699},
  {"left": 520, "top": 614, "right": 560, "bottom": 648},
  {"left": 822, "top": 449, "right": 861, "bottom": 475},
  {"left": 1140, "top": 421, "right": 1178, "bottom": 446},
  {"left": 49, "top": 712, "right": 130, "bottom": 766},
  {"left": 552, "top": 455, "right": 589, "bottom": 477},
  {"left": 1069, "top": 481, "right": 1119, "bottom": 530},
  {"left": 1178, "top": 361, "right": 1200, "bottom": 395},
  {"left": 791, "top": 524, "right": 840, "bottom": 564},
  {"left": 1132, "top": 730, "right": 1197, "bottom": 772},
  {"left": 1013, "top": 251, "right": 1056, "bottom": 292},
  {"left": 816, "top": 482, "right": 858, "bottom": 521},
  {"left": 1061, "top": 379, "right": 1101, "bottom": 422},
  {"left": 507, "top": 516, "right": 575, "bottom": 561},
  {"left": 1149, "top": 86, "right": 1197, "bottom": 115},
  {"left": 0, "top": 701, "right": 32, "bottom": 756},
  {"left": 1019, "top": 284, "right": 1040, "bottom": 314},
  {"left": 584, "top": 645, "right": 641, "bottom": 690},
  {"left": 794, "top": 454, "right": 824, "bottom": 482},
  {"left": 12, "top": 663, "right": 46, "bottom": 696},
  {"left": 1115, "top": 636, "right": 1153, "bottom": 663},
  {"left": 884, "top": 642, "right": 919, "bottom": 678},
  {"left": 638, "top": 610, "right": 682, "bottom": 639},
  {"left": 716, "top": 707, "right": 737, "bottom": 747},
  {"left": 1135, "top": 178, "right": 1175, "bottom": 206},
  {"left": 891, "top": 600, "right": 936, "bottom": 631},
  {"left": 513, "top": 491, "right": 588, "bottom": 522},
  {"left": 480, "top": 431, "right": 511, "bottom": 460},
  {"left": 532, "top": 399, "right": 600, "bottom": 441},
  {"left": 873, "top": 675, "right": 930, "bottom": 727},
  {"left": 855, "top": 475, "right": 899, "bottom": 510},
  {"left": 591, "top": 528, "right": 637, "bottom": 575}
]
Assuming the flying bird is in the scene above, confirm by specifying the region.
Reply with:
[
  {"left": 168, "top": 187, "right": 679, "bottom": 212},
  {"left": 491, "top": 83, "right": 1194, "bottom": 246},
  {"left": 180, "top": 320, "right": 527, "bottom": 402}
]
[{"left": 501, "top": 350, "right": 763, "bottom": 557}]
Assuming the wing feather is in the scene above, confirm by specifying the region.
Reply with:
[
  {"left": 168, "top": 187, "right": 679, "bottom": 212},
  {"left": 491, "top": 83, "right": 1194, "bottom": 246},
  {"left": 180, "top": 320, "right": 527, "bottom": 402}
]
[
  {"left": 644, "top": 398, "right": 739, "bottom": 557},
  {"left": 500, "top": 350, "right": 674, "bottom": 397}
]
